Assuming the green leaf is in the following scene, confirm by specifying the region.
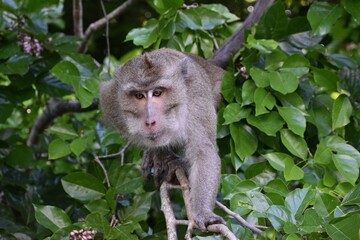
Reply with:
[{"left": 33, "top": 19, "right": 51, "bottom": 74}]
[
  {"left": 241, "top": 80, "right": 256, "bottom": 106},
  {"left": 50, "top": 61, "right": 80, "bottom": 85},
  {"left": 285, "top": 187, "right": 314, "bottom": 220},
  {"left": 314, "top": 190, "right": 341, "bottom": 217},
  {"left": 84, "top": 199, "right": 110, "bottom": 215},
  {"left": 148, "top": 0, "right": 183, "bottom": 14},
  {"left": 264, "top": 179, "right": 289, "bottom": 197},
  {"left": 0, "top": 54, "right": 32, "bottom": 76},
  {"left": 126, "top": 19, "right": 159, "bottom": 47},
  {"left": 4, "top": 145, "right": 36, "bottom": 169},
  {"left": 332, "top": 94, "right": 353, "bottom": 130},
  {"left": 69, "top": 138, "right": 87, "bottom": 157},
  {"left": 221, "top": 71, "right": 236, "bottom": 102},
  {"left": 343, "top": 0, "right": 360, "bottom": 24},
  {"left": 278, "top": 106, "right": 306, "bottom": 137},
  {"left": 307, "top": 2, "right": 343, "bottom": 35},
  {"left": 263, "top": 152, "right": 292, "bottom": 171},
  {"left": 223, "top": 103, "right": 251, "bottom": 124},
  {"left": 221, "top": 174, "right": 242, "bottom": 199},
  {"left": 159, "top": 17, "right": 176, "bottom": 40},
  {"left": 0, "top": 43, "right": 19, "bottom": 59},
  {"left": 254, "top": 88, "right": 276, "bottom": 116},
  {"left": 333, "top": 154, "right": 359, "bottom": 185},
  {"left": 314, "top": 138, "right": 332, "bottom": 165},
  {"left": 282, "top": 53, "right": 310, "bottom": 69},
  {"left": 73, "top": 83, "right": 94, "bottom": 108},
  {"left": 256, "top": 1, "right": 289, "bottom": 39},
  {"left": 342, "top": 184, "right": 360, "bottom": 206},
  {"left": 328, "top": 141, "right": 360, "bottom": 165},
  {"left": 284, "top": 233, "right": 302, "bottom": 240},
  {"left": 267, "top": 205, "right": 292, "bottom": 231},
  {"left": 48, "top": 139, "right": 71, "bottom": 160},
  {"left": 33, "top": 204, "right": 71, "bottom": 233},
  {"left": 197, "top": 6, "right": 226, "bottom": 30},
  {"left": 247, "top": 112, "right": 285, "bottom": 137},
  {"left": 108, "top": 164, "right": 143, "bottom": 194},
  {"left": 177, "top": 10, "right": 202, "bottom": 30},
  {"left": 308, "top": 107, "right": 332, "bottom": 137},
  {"left": 249, "top": 67, "right": 270, "bottom": 88},
  {"left": 247, "top": 191, "right": 270, "bottom": 213},
  {"left": 61, "top": 172, "right": 106, "bottom": 202},
  {"left": 122, "top": 192, "right": 154, "bottom": 222},
  {"left": 300, "top": 209, "right": 323, "bottom": 233},
  {"left": 230, "top": 123, "right": 258, "bottom": 160},
  {"left": 284, "top": 161, "right": 304, "bottom": 181},
  {"left": 325, "top": 213, "right": 360, "bottom": 240},
  {"left": 247, "top": 34, "right": 278, "bottom": 54},
  {"left": 275, "top": 92, "right": 306, "bottom": 111},
  {"left": 49, "top": 125, "right": 78, "bottom": 140},
  {"left": 280, "top": 129, "right": 308, "bottom": 160},
  {"left": 269, "top": 71, "right": 298, "bottom": 94},
  {"left": 313, "top": 69, "right": 338, "bottom": 92}
]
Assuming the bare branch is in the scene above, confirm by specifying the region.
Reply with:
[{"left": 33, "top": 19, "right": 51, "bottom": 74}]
[
  {"left": 27, "top": 98, "right": 98, "bottom": 147},
  {"left": 73, "top": 0, "right": 84, "bottom": 37},
  {"left": 209, "top": 0, "right": 275, "bottom": 68},
  {"left": 174, "top": 168, "right": 238, "bottom": 240},
  {"left": 100, "top": 0, "right": 111, "bottom": 74},
  {"left": 95, "top": 156, "right": 110, "bottom": 187},
  {"left": 98, "top": 142, "right": 130, "bottom": 165},
  {"left": 78, "top": 0, "right": 141, "bottom": 53},
  {"left": 160, "top": 181, "right": 179, "bottom": 240},
  {"left": 207, "top": 224, "right": 238, "bottom": 240},
  {"left": 216, "top": 201, "right": 266, "bottom": 235}
]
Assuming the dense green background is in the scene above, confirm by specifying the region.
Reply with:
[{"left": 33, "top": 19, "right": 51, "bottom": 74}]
[{"left": 0, "top": 0, "right": 360, "bottom": 239}]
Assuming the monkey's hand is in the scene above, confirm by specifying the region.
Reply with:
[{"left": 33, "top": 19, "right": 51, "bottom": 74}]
[
  {"left": 141, "top": 149, "right": 188, "bottom": 188},
  {"left": 194, "top": 211, "right": 226, "bottom": 232}
]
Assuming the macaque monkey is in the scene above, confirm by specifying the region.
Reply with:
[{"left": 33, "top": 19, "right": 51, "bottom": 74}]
[{"left": 99, "top": 48, "right": 225, "bottom": 230}]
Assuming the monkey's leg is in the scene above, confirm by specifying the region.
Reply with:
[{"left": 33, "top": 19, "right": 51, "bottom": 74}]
[
  {"left": 187, "top": 141, "right": 226, "bottom": 231},
  {"left": 141, "top": 148, "right": 188, "bottom": 187}
]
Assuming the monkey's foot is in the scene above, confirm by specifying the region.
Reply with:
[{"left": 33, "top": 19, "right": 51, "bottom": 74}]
[
  {"left": 141, "top": 151, "right": 188, "bottom": 187},
  {"left": 194, "top": 212, "right": 226, "bottom": 232}
]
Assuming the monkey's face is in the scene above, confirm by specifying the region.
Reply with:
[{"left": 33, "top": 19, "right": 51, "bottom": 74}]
[{"left": 120, "top": 84, "right": 187, "bottom": 148}]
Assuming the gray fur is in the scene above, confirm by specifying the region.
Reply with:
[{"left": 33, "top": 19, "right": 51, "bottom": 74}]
[{"left": 99, "top": 48, "right": 225, "bottom": 230}]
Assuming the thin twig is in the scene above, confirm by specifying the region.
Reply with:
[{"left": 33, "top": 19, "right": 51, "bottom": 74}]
[
  {"left": 95, "top": 156, "right": 111, "bottom": 188},
  {"left": 78, "top": 0, "right": 141, "bottom": 53},
  {"left": 216, "top": 201, "right": 266, "bottom": 235},
  {"left": 98, "top": 142, "right": 130, "bottom": 165},
  {"left": 99, "top": 0, "right": 111, "bottom": 74},
  {"left": 73, "top": 0, "right": 83, "bottom": 37}
]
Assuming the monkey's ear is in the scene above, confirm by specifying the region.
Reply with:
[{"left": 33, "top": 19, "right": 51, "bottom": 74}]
[
  {"left": 180, "top": 57, "right": 190, "bottom": 81},
  {"left": 144, "top": 53, "right": 154, "bottom": 70}
]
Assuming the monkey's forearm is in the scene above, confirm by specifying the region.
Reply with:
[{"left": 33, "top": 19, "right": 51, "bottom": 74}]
[{"left": 186, "top": 143, "right": 224, "bottom": 229}]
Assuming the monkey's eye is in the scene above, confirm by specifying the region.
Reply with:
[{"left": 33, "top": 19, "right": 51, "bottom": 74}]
[
  {"left": 153, "top": 89, "right": 162, "bottom": 97},
  {"left": 134, "top": 92, "right": 145, "bottom": 99}
]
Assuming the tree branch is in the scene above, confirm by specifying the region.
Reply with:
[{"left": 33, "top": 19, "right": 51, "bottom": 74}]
[
  {"left": 209, "top": 0, "right": 275, "bottom": 68},
  {"left": 27, "top": 98, "right": 98, "bottom": 147},
  {"left": 73, "top": 0, "right": 84, "bottom": 37},
  {"left": 78, "top": 0, "right": 141, "bottom": 53},
  {"left": 216, "top": 201, "right": 266, "bottom": 235},
  {"left": 174, "top": 168, "right": 238, "bottom": 240}
]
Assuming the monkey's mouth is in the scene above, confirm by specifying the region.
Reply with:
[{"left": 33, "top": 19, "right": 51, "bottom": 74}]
[{"left": 146, "top": 132, "right": 162, "bottom": 141}]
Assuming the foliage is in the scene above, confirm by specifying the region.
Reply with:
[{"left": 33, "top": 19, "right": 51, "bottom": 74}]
[{"left": 0, "top": 0, "right": 359, "bottom": 239}]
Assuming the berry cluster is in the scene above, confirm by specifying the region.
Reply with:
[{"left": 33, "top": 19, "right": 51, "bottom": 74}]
[
  {"left": 10, "top": 19, "right": 43, "bottom": 56},
  {"left": 69, "top": 228, "right": 96, "bottom": 240}
]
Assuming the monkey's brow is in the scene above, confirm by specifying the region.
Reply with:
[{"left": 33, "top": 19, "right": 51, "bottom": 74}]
[{"left": 124, "top": 78, "right": 171, "bottom": 90}]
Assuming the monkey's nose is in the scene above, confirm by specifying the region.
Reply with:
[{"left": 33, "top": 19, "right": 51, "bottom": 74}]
[{"left": 145, "top": 120, "right": 156, "bottom": 128}]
